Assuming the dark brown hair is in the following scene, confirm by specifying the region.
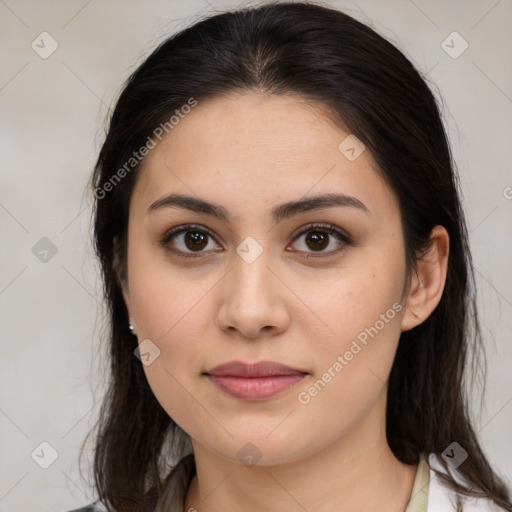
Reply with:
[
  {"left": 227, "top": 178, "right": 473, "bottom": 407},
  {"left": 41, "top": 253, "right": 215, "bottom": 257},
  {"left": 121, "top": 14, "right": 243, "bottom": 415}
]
[{"left": 83, "top": 2, "right": 512, "bottom": 510}]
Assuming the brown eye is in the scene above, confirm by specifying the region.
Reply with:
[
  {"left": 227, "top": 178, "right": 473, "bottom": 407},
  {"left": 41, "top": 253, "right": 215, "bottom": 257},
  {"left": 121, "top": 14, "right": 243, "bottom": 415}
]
[
  {"left": 160, "top": 224, "right": 221, "bottom": 258},
  {"left": 290, "top": 223, "right": 353, "bottom": 258},
  {"left": 183, "top": 230, "right": 209, "bottom": 251},
  {"left": 304, "top": 231, "right": 330, "bottom": 251}
]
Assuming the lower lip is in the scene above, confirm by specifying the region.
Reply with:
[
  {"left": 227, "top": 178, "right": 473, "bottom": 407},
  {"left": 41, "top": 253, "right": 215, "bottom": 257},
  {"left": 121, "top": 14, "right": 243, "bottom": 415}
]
[{"left": 207, "top": 374, "right": 306, "bottom": 401}]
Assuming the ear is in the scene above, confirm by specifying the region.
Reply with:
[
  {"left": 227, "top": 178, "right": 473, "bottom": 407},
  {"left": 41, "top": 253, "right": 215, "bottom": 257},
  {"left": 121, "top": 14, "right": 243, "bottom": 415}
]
[
  {"left": 112, "top": 234, "right": 132, "bottom": 318},
  {"left": 401, "top": 225, "right": 449, "bottom": 331}
]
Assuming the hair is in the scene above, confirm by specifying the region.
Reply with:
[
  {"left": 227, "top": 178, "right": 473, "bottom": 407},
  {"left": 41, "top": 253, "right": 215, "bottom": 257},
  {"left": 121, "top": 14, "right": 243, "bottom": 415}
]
[{"left": 83, "top": 2, "right": 512, "bottom": 511}]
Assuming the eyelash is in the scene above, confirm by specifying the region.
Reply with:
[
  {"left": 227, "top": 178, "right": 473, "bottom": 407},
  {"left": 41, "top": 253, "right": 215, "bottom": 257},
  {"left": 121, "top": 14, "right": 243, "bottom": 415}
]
[{"left": 159, "top": 222, "right": 353, "bottom": 260}]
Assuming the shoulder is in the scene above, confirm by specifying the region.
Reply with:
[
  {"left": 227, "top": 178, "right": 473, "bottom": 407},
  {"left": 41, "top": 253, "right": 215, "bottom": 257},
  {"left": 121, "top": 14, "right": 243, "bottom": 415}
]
[{"left": 426, "top": 453, "right": 505, "bottom": 511}]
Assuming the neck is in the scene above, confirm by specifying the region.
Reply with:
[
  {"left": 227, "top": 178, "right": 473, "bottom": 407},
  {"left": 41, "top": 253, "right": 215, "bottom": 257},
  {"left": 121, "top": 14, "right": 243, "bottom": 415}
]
[{"left": 183, "top": 393, "right": 418, "bottom": 512}]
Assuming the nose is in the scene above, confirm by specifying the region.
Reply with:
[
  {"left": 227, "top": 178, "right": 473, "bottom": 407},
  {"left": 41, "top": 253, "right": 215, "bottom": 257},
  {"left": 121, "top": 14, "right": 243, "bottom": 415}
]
[{"left": 216, "top": 244, "right": 291, "bottom": 340}]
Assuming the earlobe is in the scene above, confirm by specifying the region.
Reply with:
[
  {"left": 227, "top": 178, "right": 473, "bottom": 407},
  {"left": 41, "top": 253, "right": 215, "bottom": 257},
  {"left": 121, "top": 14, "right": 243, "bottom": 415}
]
[
  {"left": 112, "top": 234, "right": 133, "bottom": 320},
  {"left": 401, "top": 225, "right": 449, "bottom": 332},
  {"left": 118, "top": 272, "right": 136, "bottom": 335},
  {"left": 118, "top": 277, "right": 133, "bottom": 322}
]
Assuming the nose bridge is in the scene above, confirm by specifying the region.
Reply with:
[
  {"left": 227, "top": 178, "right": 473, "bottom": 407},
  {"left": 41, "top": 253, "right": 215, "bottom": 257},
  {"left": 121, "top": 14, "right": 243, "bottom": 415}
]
[
  {"left": 218, "top": 235, "right": 289, "bottom": 337},
  {"left": 231, "top": 235, "right": 273, "bottom": 301}
]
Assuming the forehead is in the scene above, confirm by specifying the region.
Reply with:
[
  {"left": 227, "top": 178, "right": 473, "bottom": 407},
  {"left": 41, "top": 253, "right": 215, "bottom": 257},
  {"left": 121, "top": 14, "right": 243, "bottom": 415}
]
[{"left": 130, "top": 92, "right": 398, "bottom": 222}]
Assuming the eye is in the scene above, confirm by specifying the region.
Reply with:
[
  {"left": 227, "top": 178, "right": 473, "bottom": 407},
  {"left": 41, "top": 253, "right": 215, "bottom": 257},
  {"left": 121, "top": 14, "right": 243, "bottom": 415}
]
[
  {"left": 159, "top": 222, "right": 353, "bottom": 260},
  {"left": 289, "top": 223, "right": 353, "bottom": 259},
  {"left": 159, "top": 224, "right": 221, "bottom": 259}
]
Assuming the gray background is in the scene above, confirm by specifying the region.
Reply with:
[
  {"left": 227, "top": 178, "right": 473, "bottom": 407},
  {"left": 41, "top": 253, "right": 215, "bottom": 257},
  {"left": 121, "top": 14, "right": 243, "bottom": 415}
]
[{"left": 1, "top": 0, "right": 511, "bottom": 510}]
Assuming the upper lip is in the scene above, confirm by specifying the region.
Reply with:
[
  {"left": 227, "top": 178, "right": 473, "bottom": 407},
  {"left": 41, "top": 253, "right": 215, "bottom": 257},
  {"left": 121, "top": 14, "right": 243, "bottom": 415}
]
[{"left": 205, "top": 360, "right": 308, "bottom": 377}]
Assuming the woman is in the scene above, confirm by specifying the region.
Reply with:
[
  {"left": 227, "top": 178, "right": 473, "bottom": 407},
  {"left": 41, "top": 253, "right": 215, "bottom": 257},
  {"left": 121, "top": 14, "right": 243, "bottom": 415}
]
[{"left": 71, "top": 2, "right": 511, "bottom": 511}]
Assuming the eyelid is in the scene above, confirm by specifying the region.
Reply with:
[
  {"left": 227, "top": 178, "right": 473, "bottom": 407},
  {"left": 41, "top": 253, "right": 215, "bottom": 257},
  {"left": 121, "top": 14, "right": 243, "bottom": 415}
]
[{"left": 290, "top": 222, "right": 352, "bottom": 243}]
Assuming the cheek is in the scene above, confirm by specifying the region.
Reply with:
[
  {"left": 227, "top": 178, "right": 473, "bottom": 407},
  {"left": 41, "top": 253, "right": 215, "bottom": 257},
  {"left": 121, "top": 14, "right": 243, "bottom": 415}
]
[
  {"left": 292, "top": 281, "right": 404, "bottom": 449},
  {"left": 129, "top": 277, "right": 212, "bottom": 375},
  {"left": 293, "top": 252, "right": 406, "bottom": 425},
  {"left": 302, "top": 284, "right": 403, "bottom": 402},
  {"left": 127, "top": 241, "right": 210, "bottom": 343},
  {"left": 126, "top": 252, "right": 220, "bottom": 427},
  {"left": 306, "top": 262, "right": 405, "bottom": 357},
  {"left": 128, "top": 276, "right": 217, "bottom": 438}
]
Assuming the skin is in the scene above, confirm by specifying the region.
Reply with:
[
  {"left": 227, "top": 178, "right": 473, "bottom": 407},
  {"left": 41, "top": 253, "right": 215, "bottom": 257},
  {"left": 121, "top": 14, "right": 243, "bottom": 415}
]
[{"left": 118, "top": 92, "right": 449, "bottom": 512}]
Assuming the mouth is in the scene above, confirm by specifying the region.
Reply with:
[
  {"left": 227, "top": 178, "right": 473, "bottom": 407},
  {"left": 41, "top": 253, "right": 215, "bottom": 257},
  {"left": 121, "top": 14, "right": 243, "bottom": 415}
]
[{"left": 204, "top": 360, "right": 308, "bottom": 401}]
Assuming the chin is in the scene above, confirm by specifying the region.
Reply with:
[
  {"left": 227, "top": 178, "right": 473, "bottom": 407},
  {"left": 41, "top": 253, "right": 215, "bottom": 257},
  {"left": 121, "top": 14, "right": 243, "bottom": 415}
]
[{"left": 197, "top": 426, "right": 324, "bottom": 468}]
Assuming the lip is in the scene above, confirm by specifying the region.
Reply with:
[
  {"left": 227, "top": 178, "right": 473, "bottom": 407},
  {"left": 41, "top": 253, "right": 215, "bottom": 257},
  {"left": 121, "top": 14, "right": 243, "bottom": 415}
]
[{"left": 204, "top": 360, "right": 308, "bottom": 401}]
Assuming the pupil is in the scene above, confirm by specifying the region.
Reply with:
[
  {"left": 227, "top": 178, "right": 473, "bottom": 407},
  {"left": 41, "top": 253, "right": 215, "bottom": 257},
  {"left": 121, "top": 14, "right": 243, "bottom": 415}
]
[
  {"left": 186, "top": 231, "right": 207, "bottom": 251},
  {"left": 307, "top": 231, "right": 328, "bottom": 251}
]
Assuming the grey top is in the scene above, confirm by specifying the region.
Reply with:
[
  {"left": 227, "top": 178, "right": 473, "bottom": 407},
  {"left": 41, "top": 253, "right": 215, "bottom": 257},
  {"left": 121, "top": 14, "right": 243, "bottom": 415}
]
[{"left": 65, "top": 452, "right": 504, "bottom": 512}]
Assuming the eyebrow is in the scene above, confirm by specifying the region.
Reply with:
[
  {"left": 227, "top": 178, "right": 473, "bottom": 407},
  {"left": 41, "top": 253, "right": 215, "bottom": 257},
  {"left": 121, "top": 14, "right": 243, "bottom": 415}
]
[{"left": 147, "top": 192, "right": 369, "bottom": 223}]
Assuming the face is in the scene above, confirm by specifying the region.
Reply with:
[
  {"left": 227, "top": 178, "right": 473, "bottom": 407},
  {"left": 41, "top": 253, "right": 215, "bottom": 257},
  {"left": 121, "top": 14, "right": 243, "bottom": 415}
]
[{"left": 120, "top": 92, "right": 409, "bottom": 465}]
